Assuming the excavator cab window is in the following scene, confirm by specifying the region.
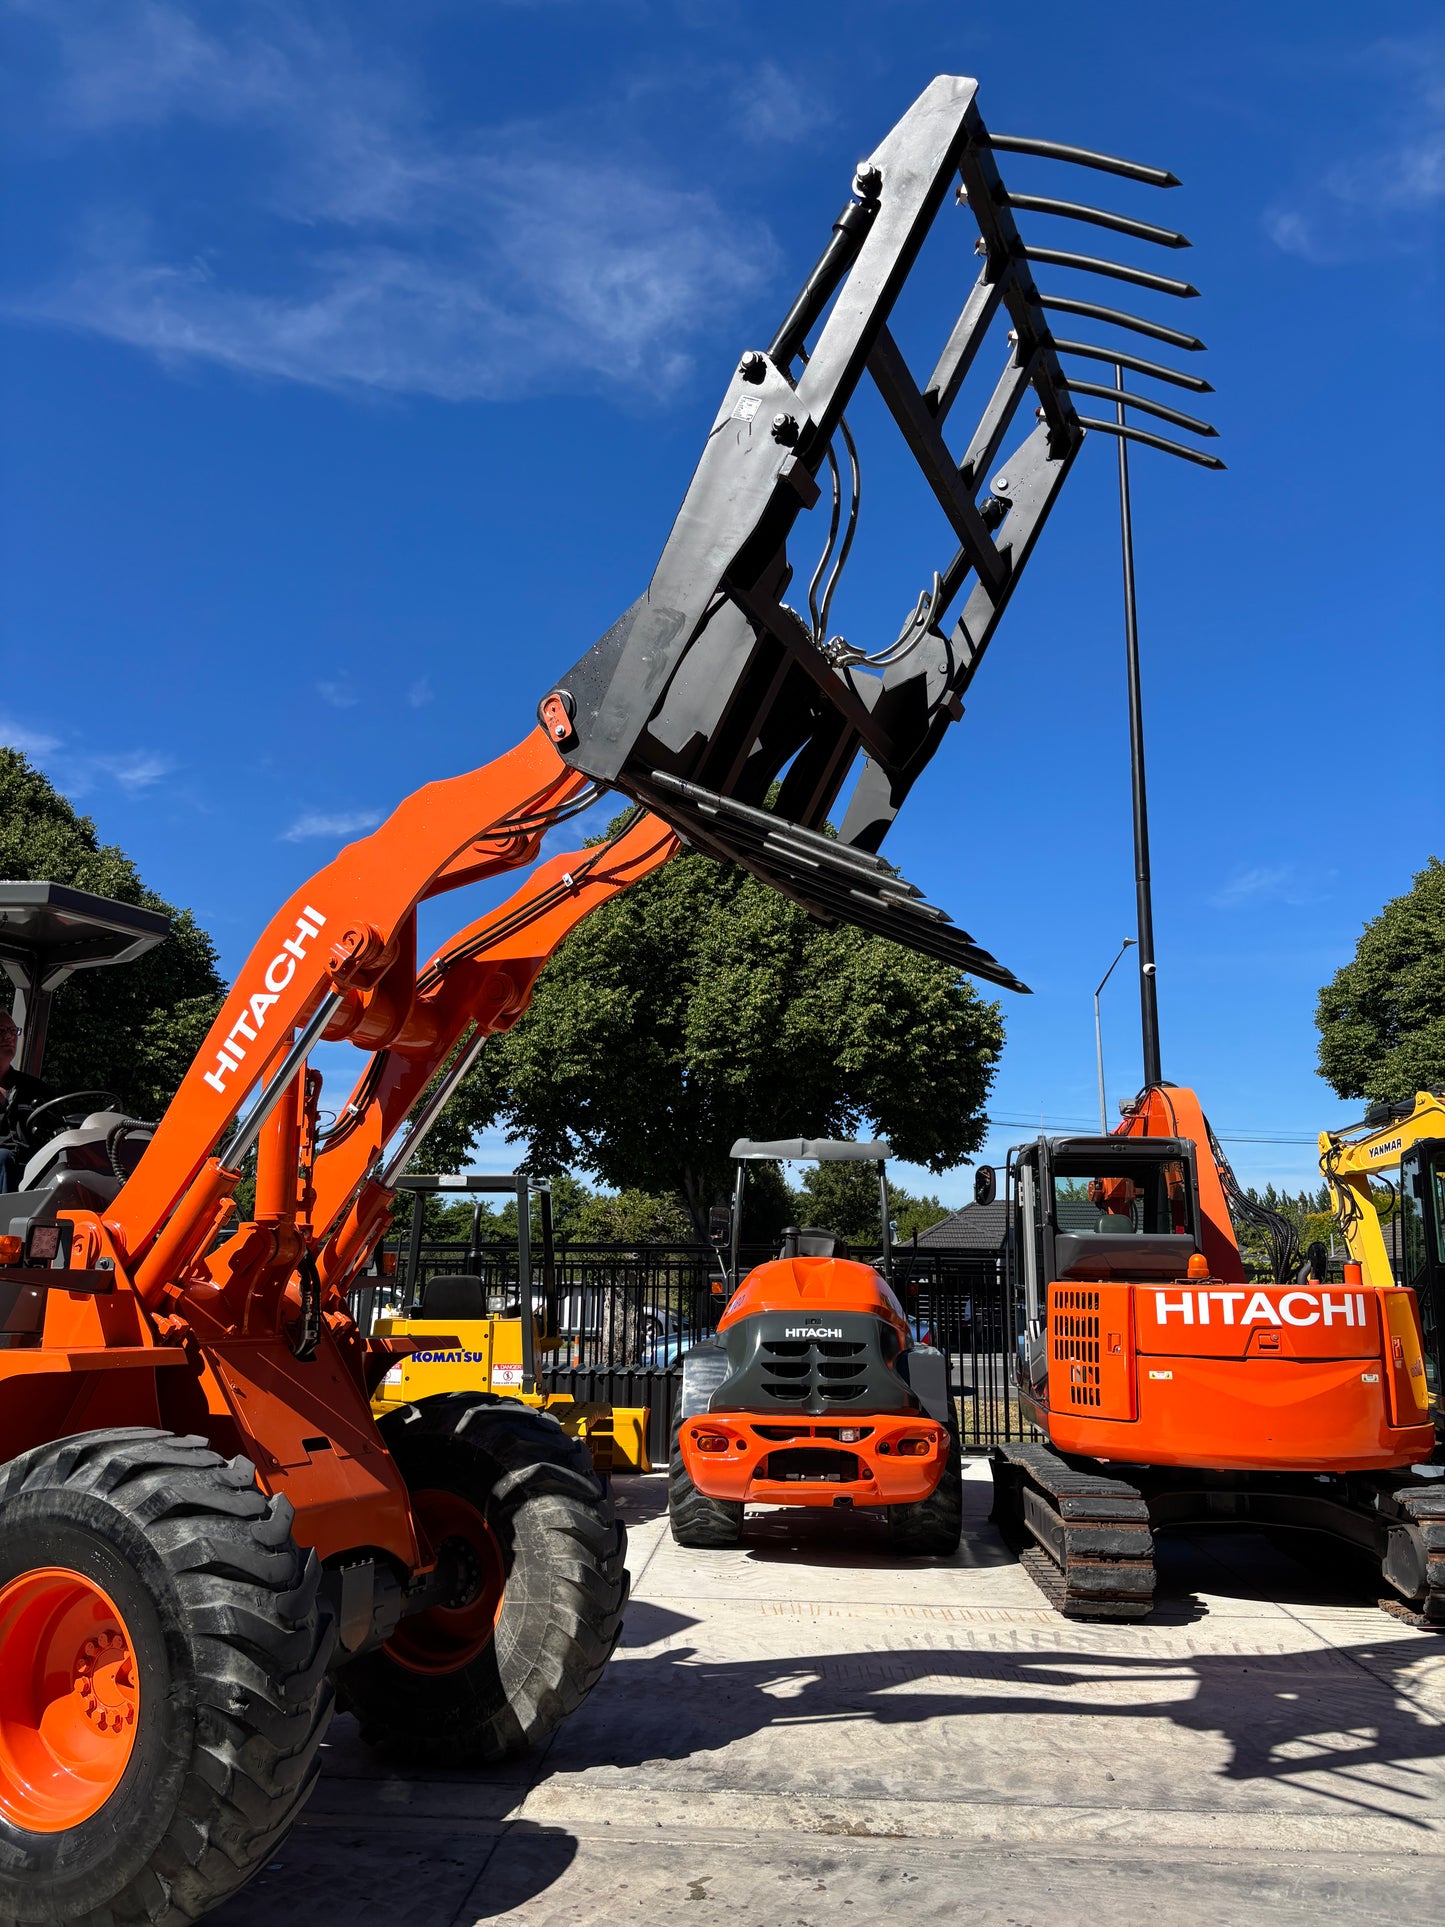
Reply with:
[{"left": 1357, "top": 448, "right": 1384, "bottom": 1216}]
[
  {"left": 1055, "top": 1161, "right": 1195, "bottom": 1238},
  {"left": 1400, "top": 1143, "right": 1444, "bottom": 1405}
]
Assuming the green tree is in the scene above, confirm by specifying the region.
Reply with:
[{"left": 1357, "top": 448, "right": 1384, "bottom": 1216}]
[
  {"left": 1316, "top": 857, "right": 1445, "bottom": 1102},
  {"left": 793, "top": 1162, "right": 948, "bottom": 1246},
  {"left": 0, "top": 751, "right": 226, "bottom": 1115},
  {"left": 450, "top": 843, "right": 1005, "bottom": 1237}
]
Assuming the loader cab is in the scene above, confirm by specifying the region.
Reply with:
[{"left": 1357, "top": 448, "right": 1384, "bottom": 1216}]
[
  {"left": 1008, "top": 1133, "right": 1202, "bottom": 1390},
  {"left": 723, "top": 1135, "right": 893, "bottom": 1294},
  {"left": 1399, "top": 1139, "right": 1445, "bottom": 1421},
  {"left": 0, "top": 883, "right": 169, "bottom": 1343}
]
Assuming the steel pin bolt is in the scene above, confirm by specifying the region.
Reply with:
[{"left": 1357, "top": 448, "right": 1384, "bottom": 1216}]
[
  {"left": 771, "top": 414, "right": 800, "bottom": 445},
  {"left": 853, "top": 162, "right": 882, "bottom": 200},
  {"left": 738, "top": 352, "right": 767, "bottom": 384}
]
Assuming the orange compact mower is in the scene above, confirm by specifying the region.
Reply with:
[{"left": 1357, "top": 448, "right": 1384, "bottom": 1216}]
[{"left": 669, "top": 1139, "right": 962, "bottom": 1554}]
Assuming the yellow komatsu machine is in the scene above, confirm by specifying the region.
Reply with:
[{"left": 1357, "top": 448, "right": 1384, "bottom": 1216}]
[
  {"left": 1321, "top": 1090, "right": 1444, "bottom": 1425},
  {"left": 366, "top": 1173, "right": 650, "bottom": 1475}
]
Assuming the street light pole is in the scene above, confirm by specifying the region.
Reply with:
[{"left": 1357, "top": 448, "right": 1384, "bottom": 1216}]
[
  {"left": 1116, "top": 362, "right": 1163, "bottom": 1090},
  {"left": 1094, "top": 937, "right": 1136, "bottom": 1131}
]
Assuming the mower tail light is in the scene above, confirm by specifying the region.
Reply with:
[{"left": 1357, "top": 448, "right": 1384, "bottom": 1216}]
[
  {"left": 0, "top": 1236, "right": 21, "bottom": 1266},
  {"left": 692, "top": 1430, "right": 729, "bottom": 1454},
  {"left": 896, "top": 1437, "right": 932, "bottom": 1458}
]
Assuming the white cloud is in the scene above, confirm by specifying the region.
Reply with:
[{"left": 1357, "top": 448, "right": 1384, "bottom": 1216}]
[
  {"left": 100, "top": 750, "right": 173, "bottom": 791},
  {"left": 11, "top": 3, "right": 777, "bottom": 401},
  {"left": 316, "top": 677, "right": 359, "bottom": 709},
  {"left": 0, "top": 715, "right": 63, "bottom": 758},
  {"left": 0, "top": 720, "right": 170, "bottom": 794},
  {"left": 729, "top": 62, "right": 824, "bottom": 146},
  {"left": 279, "top": 807, "right": 383, "bottom": 842},
  {"left": 1209, "top": 864, "right": 1315, "bottom": 911},
  {"left": 407, "top": 676, "right": 433, "bottom": 708},
  {"left": 1265, "top": 33, "right": 1445, "bottom": 262}
]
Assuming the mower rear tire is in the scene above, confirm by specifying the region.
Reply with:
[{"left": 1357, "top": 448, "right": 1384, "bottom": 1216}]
[
  {"left": 338, "top": 1393, "right": 627, "bottom": 1766},
  {"left": 667, "top": 1427, "right": 744, "bottom": 1549},
  {"left": 0, "top": 1427, "right": 334, "bottom": 1927},
  {"left": 884, "top": 1412, "right": 963, "bottom": 1557}
]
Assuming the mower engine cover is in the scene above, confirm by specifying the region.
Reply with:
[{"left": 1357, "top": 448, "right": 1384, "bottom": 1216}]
[{"left": 710, "top": 1255, "right": 922, "bottom": 1419}]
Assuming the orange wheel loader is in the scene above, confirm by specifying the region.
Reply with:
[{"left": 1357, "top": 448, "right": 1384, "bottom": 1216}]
[
  {"left": 0, "top": 78, "right": 1211, "bottom": 1920},
  {"left": 669, "top": 1140, "right": 962, "bottom": 1555},
  {"left": 989, "top": 1084, "right": 1441, "bottom": 1622}
]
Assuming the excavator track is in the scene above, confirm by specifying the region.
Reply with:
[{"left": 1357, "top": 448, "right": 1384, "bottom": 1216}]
[
  {"left": 1378, "top": 1484, "right": 1445, "bottom": 1630},
  {"left": 991, "top": 1442, "right": 1156, "bottom": 1620}
]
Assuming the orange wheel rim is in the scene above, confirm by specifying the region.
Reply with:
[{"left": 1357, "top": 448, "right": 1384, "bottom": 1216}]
[
  {"left": 0, "top": 1568, "right": 141, "bottom": 1832},
  {"left": 385, "top": 1489, "right": 505, "bottom": 1677}
]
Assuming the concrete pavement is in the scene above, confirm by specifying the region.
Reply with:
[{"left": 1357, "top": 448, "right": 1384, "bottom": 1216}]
[{"left": 217, "top": 1464, "right": 1445, "bottom": 1925}]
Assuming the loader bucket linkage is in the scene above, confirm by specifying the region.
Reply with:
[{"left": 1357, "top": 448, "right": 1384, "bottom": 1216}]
[{"left": 546, "top": 74, "right": 1219, "bottom": 989}]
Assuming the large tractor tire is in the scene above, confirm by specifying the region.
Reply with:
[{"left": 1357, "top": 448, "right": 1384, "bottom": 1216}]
[
  {"left": 0, "top": 1427, "right": 334, "bottom": 1927},
  {"left": 884, "top": 1410, "right": 964, "bottom": 1557},
  {"left": 338, "top": 1393, "right": 627, "bottom": 1766},
  {"left": 667, "top": 1425, "right": 744, "bottom": 1549},
  {"left": 667, "top": 1342, "right": 743, "bottom": 1549}
]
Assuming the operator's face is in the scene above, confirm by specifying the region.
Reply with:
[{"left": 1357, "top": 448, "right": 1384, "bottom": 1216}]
[{"left": 0, "top": 1012, "right": 15, "bottom": 1077}]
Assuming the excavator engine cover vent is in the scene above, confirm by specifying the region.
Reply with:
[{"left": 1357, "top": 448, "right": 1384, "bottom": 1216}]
[
  {"left": 1053, "top": 1289, "right": 1102, "bottom": 1408},
  {"left": 1047, "top": 1284, "right": 1137, "bottom": 1422}
]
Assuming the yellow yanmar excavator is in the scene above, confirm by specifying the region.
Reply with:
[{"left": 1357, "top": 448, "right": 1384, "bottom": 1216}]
[{"left": 1321, "top": 1090, "right": 1444, "bottom": 1420}]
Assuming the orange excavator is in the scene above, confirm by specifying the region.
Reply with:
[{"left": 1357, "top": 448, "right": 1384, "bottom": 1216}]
[
  {"left": 989, "top": 1084, "right": 1441, "bottom": 1621},
  {"left": 0, "top": 76, "right": 1217, "bottom": 1924}
]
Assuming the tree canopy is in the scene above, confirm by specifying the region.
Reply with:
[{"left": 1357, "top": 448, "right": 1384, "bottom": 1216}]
[
  {"left": 445, "top": 838, "right": 1005, "bottom": 1236},
  {"left": 1316, "top": 857, "right": 1445, "bottom": 1103},
  {"left": 0, "top": 750, "right": 227, "bottom": 1116},
  {"left": 792, "top": 1162, "right": 948, "bottom": 1245}
]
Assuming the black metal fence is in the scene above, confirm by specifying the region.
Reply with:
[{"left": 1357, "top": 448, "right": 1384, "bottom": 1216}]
[{"left": 365, "top": 1235, "right": 1029, "bottom": 1456}]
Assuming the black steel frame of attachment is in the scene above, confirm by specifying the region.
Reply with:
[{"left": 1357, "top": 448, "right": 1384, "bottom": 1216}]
[{"left": 543, "top": 75, "right": 1221, "bottom": 993}]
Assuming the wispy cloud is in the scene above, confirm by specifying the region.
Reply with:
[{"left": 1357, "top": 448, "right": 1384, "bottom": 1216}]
[
  {"left": 279, "top": 807, "right": 383, "bottom": 843},
  {"left": 0, "top": 717, "right": 172, "bottom": 794},
  {"left": 9, "top": 3, "right": 777, "bottom": 400},
  {"left": 406, "top": 676, "right": 433, "bottom": 708},
  {"left": 1209, "top": 864, "right": 1324, "bottom": 911},
  {"left": 729, "top": 62, "right": 824, "bottom": 146},
  {"left": 1264, "top": 32, "right": 1445, "bottom": 262},
  {"left": 100, "top": 750, "right": 173, "bottom": 792},
  {"left": 316, "top": 677, "right": 359, "bottom": 709},
  {"left": 0, "top": 715, "right": 63, "bottom": 758}
]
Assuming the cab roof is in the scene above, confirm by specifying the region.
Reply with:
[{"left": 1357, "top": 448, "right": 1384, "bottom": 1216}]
[{"left": 730, "top": 1137, "right": 891, "bottom": 1163}]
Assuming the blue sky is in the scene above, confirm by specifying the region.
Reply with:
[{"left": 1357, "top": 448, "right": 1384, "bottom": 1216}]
[{"left": 2, "top": 1, "right": 1441, "bottom": 1204}]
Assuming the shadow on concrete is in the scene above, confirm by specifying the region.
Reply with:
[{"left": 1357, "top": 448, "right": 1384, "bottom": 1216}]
[
  {"left": 615, "top": 1461, "right": 1017, "bottom": 1572},
  {"left": 559, "top": 1614, "right": 1445, "bottom": 1828},
  {"left": 1154, "top": 1524, "right": 1384, "bottom": 1612},
  {"left": 737, "top": 1503, "right": 1017, "bottom": 1571},
  {"left": 211, "top": 1817, "right": 577, "bottom": 1927}
]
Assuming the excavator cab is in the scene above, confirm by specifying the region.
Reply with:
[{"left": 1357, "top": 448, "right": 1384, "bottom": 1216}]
[
  {"left": 1009, "top": 1133, "right": 1203, "bottom": 1396},
  {"left": 1400, "top": 1139, "right": 1445, "bottom": 1417}
]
